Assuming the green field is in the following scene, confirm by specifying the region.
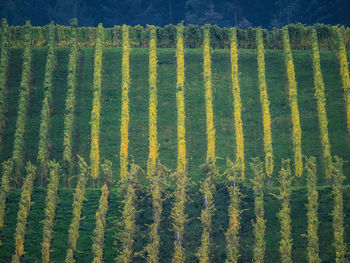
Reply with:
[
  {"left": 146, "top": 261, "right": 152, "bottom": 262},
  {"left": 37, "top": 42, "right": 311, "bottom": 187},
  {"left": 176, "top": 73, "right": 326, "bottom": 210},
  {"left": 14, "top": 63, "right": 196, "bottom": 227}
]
[{"left": 0, "top": 46, "right": 349, "bottom": 262}]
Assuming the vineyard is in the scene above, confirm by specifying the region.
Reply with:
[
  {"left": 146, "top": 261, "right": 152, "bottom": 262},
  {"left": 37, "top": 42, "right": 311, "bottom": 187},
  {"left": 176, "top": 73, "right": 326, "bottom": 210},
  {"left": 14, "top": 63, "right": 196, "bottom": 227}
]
[{"left": 0, "top": 19, "right": 349, "bottom": 262}]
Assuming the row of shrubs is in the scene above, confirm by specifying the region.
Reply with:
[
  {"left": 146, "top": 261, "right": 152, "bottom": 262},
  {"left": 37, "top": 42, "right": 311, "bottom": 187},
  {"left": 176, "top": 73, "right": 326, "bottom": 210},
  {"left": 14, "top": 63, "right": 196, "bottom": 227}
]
[{"left": 4, "top": 22, "right": 350, "bottom": 50}]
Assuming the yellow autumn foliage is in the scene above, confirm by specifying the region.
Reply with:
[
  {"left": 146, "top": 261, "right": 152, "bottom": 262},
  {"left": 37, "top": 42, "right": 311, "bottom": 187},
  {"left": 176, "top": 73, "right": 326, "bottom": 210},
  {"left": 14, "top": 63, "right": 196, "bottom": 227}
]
[
  {"left": 203, "top": 26, "right": 216, "bottom": 165},
  {"left": 120, "top": 25, "right": 130, "bottom": 179},
  {"left": 283, "top": 26, "right": 303, "bottom": 178},
  {"left": 12, "top": 21, "right": 32, "bottom": 182},
  {"left": 63, "top": 19, "right": 78, "bottom": 184},
  {"left": 335, "top": 27, "right": 350, "bottom": 134},
  {"left": 92, "top": 183, "right": 110, "bottom": 263},
  {"left": 197, "top": 161, "right": 216, "bottom": 263},
  {"left": 41, "top": 161, "right": 60, "bottom": 263},
  {"left": 90, "top": 23, "right": 104, "bottom": 181},
  {"left": 310, "top": 28, "right": 332, "bottom": 180},
  {"left": 148, "top": 25, "right": 159, "bottom": 175},
  {"left": 37, "top": 22, "right": 56, "bottom": 182},
  {"left": 116, "top": 164, "right": 140, "bottom": 263},
  {"left": 224, "top": 159, "right": 243, "bottom": 263},
  {"left": 230, "top": 28, "right": 245, "bottom": 178},
  {"left": 256, "top": 28, "right": 274, "bottom": 177},
  {"left": 176, "top": 23, "right": 186, "bottom": 172},
  {"left": 0, "top": 159, "right": 13, "bottom": 245},
  {"left": 0, "top": 19, "right": 9, "bottom": 150},
  {"left": 11, "top": 163, "right": 36, "bottom": 263}
]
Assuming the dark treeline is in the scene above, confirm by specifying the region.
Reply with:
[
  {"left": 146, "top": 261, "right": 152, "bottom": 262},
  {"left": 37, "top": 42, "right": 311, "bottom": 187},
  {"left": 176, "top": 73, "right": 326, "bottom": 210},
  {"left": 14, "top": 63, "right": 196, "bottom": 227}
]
[{"left": 0, "top": 0, "right": 349, "bottom": 28}]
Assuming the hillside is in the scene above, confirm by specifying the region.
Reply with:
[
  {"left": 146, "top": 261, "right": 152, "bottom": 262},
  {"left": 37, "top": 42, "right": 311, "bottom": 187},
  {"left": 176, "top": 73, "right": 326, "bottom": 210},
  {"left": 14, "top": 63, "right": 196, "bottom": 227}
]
[
  {"left": 0, "top": 33, "right": 350, "bottom": 263},
  {"left": 1, "top": 47, "right": 349, "bottom": 183}
]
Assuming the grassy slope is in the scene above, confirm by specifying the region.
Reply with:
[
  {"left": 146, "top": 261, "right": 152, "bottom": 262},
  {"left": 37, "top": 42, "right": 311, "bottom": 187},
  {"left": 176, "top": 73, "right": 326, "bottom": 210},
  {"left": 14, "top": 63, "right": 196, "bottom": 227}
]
[{"left": 0, "top": 47, "right": 349, "bottom": 262}]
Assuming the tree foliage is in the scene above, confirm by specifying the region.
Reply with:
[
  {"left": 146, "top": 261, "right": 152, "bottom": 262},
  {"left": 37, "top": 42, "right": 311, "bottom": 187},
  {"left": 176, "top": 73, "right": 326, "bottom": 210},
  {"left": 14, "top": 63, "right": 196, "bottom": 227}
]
[
  {"left": 230, "top": 27, "right": 245, "bottom": 178},
  {"left": 256, "top": 28, "right": 273, "bottom": 179},
  {"left": 331, "top": 156, "right": 347, "bottom": 263},
  {"left": 92, "top": 183, "right": 110, "bottom": 263},
  {"left": 65, "top": 155, "right": 89, "bottom": 263},
  {"left": 11, "top": 162, "right": 36, "bottom": 263},
  {"left": 171, "top": 22, "right": 188, "bottom": 263},
  {"left": 335, "top": 27, "right": 350, "bottom": 134},
  {"left": 310, "top": 27, "right": 332, "bottom": 180},
  {"left": 37, "top": 21, "right": 56, "bottom": 183},
  {"left": 90, "top": 23, "right": 104, "bottom": 182},
  {"left": 305, "top": 156, "right": 321, "bottom": 263},
  {"left": 62, "top": 19, "right": 78, "bottom": 185},
  {"left": 116, "top": 163, "right": 140, "bottom": 263},
  {"left": 203, "top": 25, "right": 216, "bottom": 164},
  {"left": 11, "top": 21, "right": 32, "bottom": 182},
  {"left": 0, "top": 18, "right": 9, "bottom": 152},
  {"left": 283, "top": 26, "right": 303, "bottom": 178},
  {"left": 0, "top": 159, "right": 13, "bottom": 245},
  {"left": 277, "top": 160, "right": 293, "bottom": 263},
  {"left": 120, "top": 24, "right": 130, "bottom": 180},
  {"left": 197, "top": 160, "right": 216, "bottom": 263},
  {"left": 41, "top": 161, "right": 61, "bottom": 263},
  {"left": 224, "top": 159, "right": 243, "bottom": 263},
  {"left": 250, "top": 158, "right": 266, "bottom": 263}
]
